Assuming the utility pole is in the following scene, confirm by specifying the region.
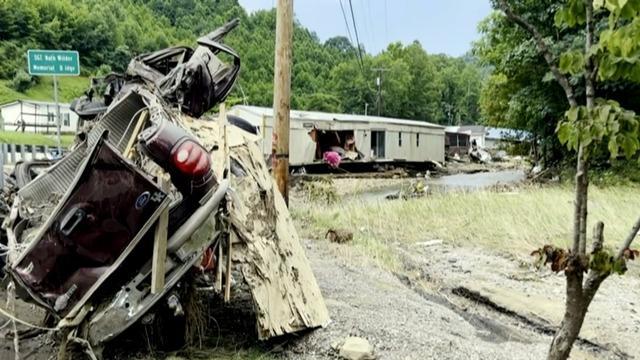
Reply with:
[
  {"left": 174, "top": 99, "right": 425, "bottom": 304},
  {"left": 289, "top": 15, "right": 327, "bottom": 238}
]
[
  {"left": 364, "top": 102, "right": 368, "bottom": 116},
  {"left": 272, "top": 0, "right": 293, "bottom": 205},
  {"left": 372, "top": 68, "right": 388, "bottom": 116}
]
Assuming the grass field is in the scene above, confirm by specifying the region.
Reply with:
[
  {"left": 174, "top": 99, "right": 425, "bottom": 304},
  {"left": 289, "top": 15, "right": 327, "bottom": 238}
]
[
  {"left": 0, "top": 130, "right": 74, "bottom": 146},
  {"left": 291, "top": 183, "right": 640, "bottom": 270},
  {"left": 0, "top": 76, "right": 90, "bottom": 104}
]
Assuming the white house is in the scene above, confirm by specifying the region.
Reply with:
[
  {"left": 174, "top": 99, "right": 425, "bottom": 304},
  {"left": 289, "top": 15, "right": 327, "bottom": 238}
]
[
  {"left": 485, "top": 127, "right": 531, "bottom": 149},
  {"left": 229, "top": 105, "right": 445, "bottom": 165},
  {"left": 446, "top": 125, "right": 486, "bottom": 148},
  {"left": 0, "top": 99, "right": 80, "bottom": 134}
]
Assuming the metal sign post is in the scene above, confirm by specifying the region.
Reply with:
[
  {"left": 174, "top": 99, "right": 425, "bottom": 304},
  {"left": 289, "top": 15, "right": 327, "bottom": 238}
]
[
  {"left": 0, "top": 143, "right": 4, "bottom": 189},
  {"left": 27, "top": 49, "right": 80, "bottom": 155},
  {"left": 53, "top": 74, "right": 61, "bottom": 154}
]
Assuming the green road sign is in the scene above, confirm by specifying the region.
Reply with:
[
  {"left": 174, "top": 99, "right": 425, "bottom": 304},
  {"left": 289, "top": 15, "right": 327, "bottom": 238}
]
[{"left": 27, "top": 50, "right": 80, "bottom": 76}]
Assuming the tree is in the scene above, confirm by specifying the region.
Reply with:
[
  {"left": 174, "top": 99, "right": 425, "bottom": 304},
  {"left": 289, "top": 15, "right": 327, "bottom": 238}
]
[
  {"left": 475, "top": 4, "right": 572, "bottom": 163},
  {"left": 0, "top": 0, "right": 485, "bottom": 125},
  {"left": 494, "top": 1, "right": 640, "bottom": 359}
]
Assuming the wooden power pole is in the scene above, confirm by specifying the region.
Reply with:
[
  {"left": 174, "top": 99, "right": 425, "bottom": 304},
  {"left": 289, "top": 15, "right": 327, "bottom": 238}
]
[
  {"left": 272, "top": 0, "right": 293, "bottom": 204},
  {"left": 372, "top": 68, "right": 389, "bottom": 116}
]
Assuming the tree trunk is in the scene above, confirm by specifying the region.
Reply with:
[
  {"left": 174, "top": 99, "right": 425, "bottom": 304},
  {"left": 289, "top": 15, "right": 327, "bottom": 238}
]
[{"left": 548, "top": 273, "right": 587, "bottom": 360}]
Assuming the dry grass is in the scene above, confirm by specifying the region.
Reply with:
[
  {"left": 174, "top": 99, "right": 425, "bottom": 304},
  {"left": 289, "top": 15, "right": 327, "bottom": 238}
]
[{"left": 291, "top": 183, "right": 640, "bottom": 270}]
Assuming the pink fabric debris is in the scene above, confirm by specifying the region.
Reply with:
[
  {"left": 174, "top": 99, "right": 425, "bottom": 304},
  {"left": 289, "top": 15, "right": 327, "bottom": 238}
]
[{"left": 323, "top": 151, "right": 341, "bottom": 168}]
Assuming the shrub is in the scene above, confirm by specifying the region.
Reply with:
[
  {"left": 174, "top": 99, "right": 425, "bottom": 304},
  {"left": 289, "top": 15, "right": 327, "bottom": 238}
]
[{"left": 11, "top": 70, "right": 33, "bottom": 93}]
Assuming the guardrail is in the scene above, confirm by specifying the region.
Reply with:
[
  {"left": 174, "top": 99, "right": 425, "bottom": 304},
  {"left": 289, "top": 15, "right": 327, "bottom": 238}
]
[
  {"left": 0, "top": 143, "right": 67, "bottom": 188},
  {"left": 1, "top": 143, "right": 60, "bottom": 164}
]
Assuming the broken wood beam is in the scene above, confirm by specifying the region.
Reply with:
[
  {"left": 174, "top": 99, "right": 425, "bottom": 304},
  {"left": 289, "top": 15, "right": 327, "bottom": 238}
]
[
  {"left": 123, "top": 110, "right": 148, "bottom": 159},
  {"left": 224, "top": 231, "right": 234, "bottom": 302},
  {"left": 215, "top": 238, "right": 223, "bottom": 293}
]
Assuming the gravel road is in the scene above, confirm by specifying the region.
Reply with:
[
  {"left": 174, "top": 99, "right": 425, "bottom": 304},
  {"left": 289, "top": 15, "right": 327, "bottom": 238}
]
[{"left": 283, "top": 240, "right": 565, "bottom": 360}]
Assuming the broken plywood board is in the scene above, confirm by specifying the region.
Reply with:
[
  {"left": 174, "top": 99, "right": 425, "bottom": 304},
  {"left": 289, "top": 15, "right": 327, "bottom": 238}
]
[
  {"left": 186, "top": 117, "right": 329, "bottom": 339},
  {"left": 227, "top": 139, "right": 330, "bottom": 339}
]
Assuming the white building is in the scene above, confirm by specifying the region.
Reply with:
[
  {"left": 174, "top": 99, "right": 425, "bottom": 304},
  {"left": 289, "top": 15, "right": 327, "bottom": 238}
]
[
  {"left": 446, "top": 125, "right": 487, "bottom": 148},
  {"left": 0, "top": 99, "right": 79, "bottom": 134},
  {"left": 229, "top": 105, "right": 445, "bottom": 165}
]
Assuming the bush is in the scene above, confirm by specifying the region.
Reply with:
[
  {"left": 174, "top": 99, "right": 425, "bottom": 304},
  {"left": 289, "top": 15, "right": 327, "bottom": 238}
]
[
  {"left": 96, "top": 64, "right": 113, "bottom": 77},
  {"left": 11, "top": 70, "right": 33, "bottom": 93},
  {"left": 302, "top": 178, "right": 340, "bottom": 204}
]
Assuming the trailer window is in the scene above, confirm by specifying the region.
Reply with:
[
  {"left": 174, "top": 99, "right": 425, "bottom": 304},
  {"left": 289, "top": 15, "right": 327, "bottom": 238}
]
[
  {"left": 371, "top": 131, "right": 385, "bottom": 158},
  {"left": 416, "top": 133, "right": 420, "bottom": 147},
  {"left": 398, "top": 132, "right": 403, "bottom": 147}
]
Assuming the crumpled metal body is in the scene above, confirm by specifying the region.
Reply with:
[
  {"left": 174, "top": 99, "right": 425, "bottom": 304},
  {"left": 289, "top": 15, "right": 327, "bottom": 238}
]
[{"left": 1, "top": 18, "right": 329, "bottom": 350}]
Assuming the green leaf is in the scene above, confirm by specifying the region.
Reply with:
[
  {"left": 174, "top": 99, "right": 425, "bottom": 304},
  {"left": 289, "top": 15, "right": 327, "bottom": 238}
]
[
  {"left": 612, "top": 258, "right": 628, "bottom": 274},
  {"left": 557, "top": 122, "right": 572, "bottom": 144},
  {"left": 622, "top": 135, "right": 639, "bottom": 158},
  {"left": 589, "top": 250, "right": 613, "bottom": 273},
  {"left": 567, "top": 107, "right": 579, "bottom": 122},
  {"left": 559, "top": 51, "right": 585, "bottom": 75},
  {"left": 606, "top": 0, "right": 621, "bottom": 12},
  {"left": 542, "top": 71, "right": 555, "bottom": 82},
  {"left": 599, "top": 105, "right": 612, "bottom": 123},
  {"left": 554, "top": 8, "right": 567, "bottom": 28},
  {"left": 609, "top": 137, "right": 620, "bottom": 157}
]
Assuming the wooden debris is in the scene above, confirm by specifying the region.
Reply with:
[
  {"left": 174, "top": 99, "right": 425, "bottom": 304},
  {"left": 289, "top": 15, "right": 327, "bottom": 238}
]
[
  {"left": 226, "top": 136, "right": 330, "bottom": 339},
  {"left": 325, "top": 228, "right": 354, "bottom": 244},
  {"left": 123, "top": 110, "right": 148, "bottom": 159},
  {"left": 224, "top": 231, "right": 234, "bottom": 303}
]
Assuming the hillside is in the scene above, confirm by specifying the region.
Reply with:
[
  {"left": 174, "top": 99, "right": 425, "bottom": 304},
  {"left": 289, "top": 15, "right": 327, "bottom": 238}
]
[
  {"left": 0, "top": 76, "right": 89, "bottom": 104},
  {"left": 0, "top": 0, "right": 484, "bottom": 124}
]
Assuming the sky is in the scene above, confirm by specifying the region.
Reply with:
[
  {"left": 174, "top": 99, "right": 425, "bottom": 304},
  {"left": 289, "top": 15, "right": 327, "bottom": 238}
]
[{"left": 238, "top": 0, "right": 493, "bottom": 56}]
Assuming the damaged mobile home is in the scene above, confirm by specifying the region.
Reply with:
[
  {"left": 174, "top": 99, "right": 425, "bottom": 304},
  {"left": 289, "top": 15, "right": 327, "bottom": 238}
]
[
  {"left": 229, "top": 105, "right": 446, "bottom": 172},
  {"left": 0, "top": 19, "right": 328, "bottom": 356}
]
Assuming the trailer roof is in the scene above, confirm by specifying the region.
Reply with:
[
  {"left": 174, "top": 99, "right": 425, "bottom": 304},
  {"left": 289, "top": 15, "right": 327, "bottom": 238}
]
[{"left": 232, "top": 105, "right": 445, "bottom": 130}]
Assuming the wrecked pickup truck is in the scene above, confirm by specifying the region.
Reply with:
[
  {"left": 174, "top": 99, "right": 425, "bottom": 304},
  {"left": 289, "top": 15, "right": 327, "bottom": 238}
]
[{"left": 0, "top": 19, "right": 328, "bottom": 356}]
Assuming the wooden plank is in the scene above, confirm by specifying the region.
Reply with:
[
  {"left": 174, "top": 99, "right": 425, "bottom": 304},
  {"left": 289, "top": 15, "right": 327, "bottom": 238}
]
[
  {"left": 217, "top": 103, "right": 229, "bottom": 177},
  {"left": 224, "top": 231, "right": 234, "bottom": 303},
  {"left": 124, "top": 110, "right": 148, "bottom": 159},
  {"left": 229, "top": 140, "right": 330, "bottom": 339},
  {"left": 215, "top": 239, "right": 223, "bottom": 293},
  {"left": 150, "top": 174, "right": 170, "bottom": 294}
]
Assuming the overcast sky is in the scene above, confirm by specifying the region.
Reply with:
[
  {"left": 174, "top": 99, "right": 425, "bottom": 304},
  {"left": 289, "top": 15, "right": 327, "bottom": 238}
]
[{"left": 238, "top": 0, "right": 493, "bottom": 56}]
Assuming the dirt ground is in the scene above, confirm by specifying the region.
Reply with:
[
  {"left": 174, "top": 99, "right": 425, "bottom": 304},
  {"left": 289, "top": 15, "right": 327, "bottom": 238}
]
[
  {"left": 0, "top": 236, "right": 637, "bottom": 359},
  {"left": 281, "top": 239, "right": 633, "bottom": 360}
]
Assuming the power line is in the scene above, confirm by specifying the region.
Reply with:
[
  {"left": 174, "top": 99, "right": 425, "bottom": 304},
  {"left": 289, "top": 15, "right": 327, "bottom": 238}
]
[
  {"left": 364, "top": 0, "right": 376, "bottom": 50},
  {"left": 384, "top": 0, "right": 389, "bottom": 45},
  {"left": 347, "top": 0, "right": 365, "bottom": 73},
  {"left": 338, "top": 0, "right": 355, "bottom": 47}
]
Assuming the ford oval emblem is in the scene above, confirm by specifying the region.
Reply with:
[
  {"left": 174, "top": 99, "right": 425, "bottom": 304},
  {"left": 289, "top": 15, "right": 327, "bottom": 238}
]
[{"left": 135, "top": 191, "right": 151, "bottom": 209}]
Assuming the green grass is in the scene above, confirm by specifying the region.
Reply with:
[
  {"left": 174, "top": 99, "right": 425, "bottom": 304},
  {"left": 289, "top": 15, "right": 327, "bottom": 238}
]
[
  {"left": 0, "top": 76, "right": 89, "bottom": 104},
  {"left": 291, "top": 184, "right": 640, "bottom": 270},
  {"left": 0, "top": 130, "right": 74, "bottom": 146}
]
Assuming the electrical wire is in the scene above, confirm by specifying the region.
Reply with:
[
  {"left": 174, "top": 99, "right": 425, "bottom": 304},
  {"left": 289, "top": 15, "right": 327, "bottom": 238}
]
[
  {"left": 384, "top": 0, "right": 389, "bottom": 45},
  {"left": 348, "top": 0, "right": 366, "bottom": 74},
  {"left": 338, "top": 0, "right": 355, "bottom": 47}
]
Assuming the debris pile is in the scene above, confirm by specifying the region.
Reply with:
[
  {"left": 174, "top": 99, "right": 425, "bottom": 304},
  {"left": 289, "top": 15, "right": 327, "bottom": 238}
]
[
  {"left": 0, "top": 19, "right": 328, "bottom": 357},
  {"left": 325, "top": 229, "right": 353, "bottom": 244}
]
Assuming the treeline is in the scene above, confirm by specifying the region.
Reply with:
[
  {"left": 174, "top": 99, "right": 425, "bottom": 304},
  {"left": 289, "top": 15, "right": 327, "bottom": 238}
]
[
  {"left": 475, "top": 0, "right": 640, "bottom": 163},
  {"left": 0, "top": 0, "right": 484, "bottom": 124}
]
